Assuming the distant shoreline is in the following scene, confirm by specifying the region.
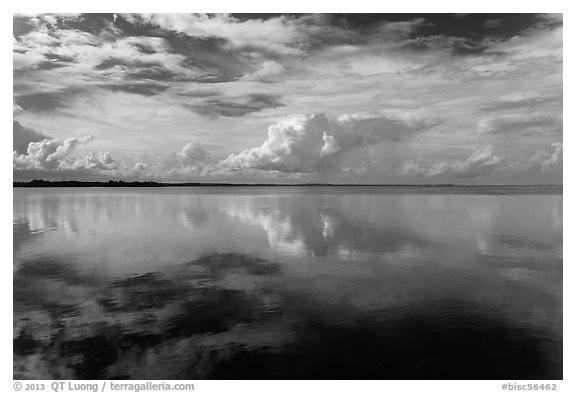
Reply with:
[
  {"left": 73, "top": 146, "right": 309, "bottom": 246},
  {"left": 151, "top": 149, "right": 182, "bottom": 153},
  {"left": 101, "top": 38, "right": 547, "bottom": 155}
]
[{"left": 13, "top": 180, "right": 563, "bottom": 189}]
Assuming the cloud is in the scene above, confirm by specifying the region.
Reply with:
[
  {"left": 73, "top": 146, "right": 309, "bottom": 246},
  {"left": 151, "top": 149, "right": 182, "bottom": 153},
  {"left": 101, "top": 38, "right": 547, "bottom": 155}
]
[
  {"left": 407, "top": 15, "right": 562, "bottom": 77},
  {"left": 125, "top": 13, "right": 303, "bottom": 55},
  {"left": 219, "top": 112, "right": 441, "bottom": 173},
  {"left": 509, "top": 142, "right": 563, "bottom": 177},
  {"left": 401, "top": 145, "right": 503, "bottom": 178},
  {"left": 477, "top": 113, "right": 562, "bottom": 135},
  {"left": 13, "top": 121, "right": 51, "bottom": 154},
  {"left": 240, "top": 60, "right": 286, "bottom": 82},
  {"left": 13, "top": 103, "right": 24, "bottom": 116},
  {"left": 541, "top": 142, "right": 563, "bottom": 172},
  {"left": 484, "top": 142, "right": 562, "bottom": 184},
  {"left": 483, "top": 19, "right": 503, "bottom": 28},
  {"left": 176, "top": 141, "right": 209, "bottom": 165},
  {"left": 15, "top": 91, "right": 76, "bottom": 112},
  {"left": 13, "top": 16, "right": 36, "bottom": 37},
  {"left": 13, "top": 135, "right": 117, "bottom": 172},
  {"left": 99, "top": 83, "right": 170, "bottom": 97},
  {"left": 12, "top": 14, "right": 563, "bottom": 184},
  {"left": 133, "top": 162, "right": 147, "bottom": 171},
  {"left": 14, "top": 26, "right": 203, "bottom": 96},
  {"left": 404, "top": 35, "right": 489, "bottom": 56},
  {"left": 84, "top": 35, "right": 200, "bottom": 80},
  {"left": 121, "top": 141, "right": 213, "bottom": 181},
  {"left": 481, "top": 90, "right": 562, "bottom": 111},
  {"left": 188, "top": 94, "right": 284, "bottom": 118},
  {"left": 498, "top": 91, "right": 556, "bottom": 104},
  {"left": 76, "top": 151, "right": 117, "bottom": 171}
]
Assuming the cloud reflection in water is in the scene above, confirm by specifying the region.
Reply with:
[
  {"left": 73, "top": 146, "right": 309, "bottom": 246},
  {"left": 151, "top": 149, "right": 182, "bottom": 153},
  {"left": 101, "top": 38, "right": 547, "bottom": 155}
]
[{"left": 13, "top": 188, "right": 562, "bottom": 379}]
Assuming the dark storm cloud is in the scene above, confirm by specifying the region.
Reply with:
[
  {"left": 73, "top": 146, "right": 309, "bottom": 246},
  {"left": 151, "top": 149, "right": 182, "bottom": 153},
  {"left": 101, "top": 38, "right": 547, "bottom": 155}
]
[
  {"left": 189, "top": 94, "right": 284, "bottom": 118},
  {"left": 13, "top": 121, "right": 51, "bottom": 154}
]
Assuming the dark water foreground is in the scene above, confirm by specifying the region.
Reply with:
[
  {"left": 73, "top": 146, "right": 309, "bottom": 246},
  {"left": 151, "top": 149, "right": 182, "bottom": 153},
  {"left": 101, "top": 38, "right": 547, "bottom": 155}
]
[{"left": 13, "top": 187, "right": 562, "bottom": 379}]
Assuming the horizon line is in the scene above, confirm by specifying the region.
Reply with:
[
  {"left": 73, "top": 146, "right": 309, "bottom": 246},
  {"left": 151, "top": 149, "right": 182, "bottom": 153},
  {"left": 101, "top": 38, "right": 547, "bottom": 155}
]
[{"left": 12, "top": 180, "right": 563, "bottom": 188}]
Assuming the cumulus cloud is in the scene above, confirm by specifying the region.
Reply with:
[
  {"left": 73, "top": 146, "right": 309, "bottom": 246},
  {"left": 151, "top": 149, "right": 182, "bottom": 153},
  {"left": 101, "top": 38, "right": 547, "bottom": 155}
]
[
  {"left": 122, "top": 141, "right": 213, "bottom": 181},
  {"left": 13, "top": 135, "right": 117, "bottom": 172},
  {"left": 492, "top": 142, "right": 563, "bottom": 184},
  {"left": 219, "top": 112, "right": 441, "bottom": 173},
  {"left": 176, "top": 141, "right": 209, "bottom": 165},
  {"left": 133, "top": 162, "right": 147, "bottom": 171},
  {"left": 13, "top": 103, "right": 24, "bottom": 116},
  {"left": 541, "top": 142, "right": 563, "bottom": 172},
  {"left": 510, "top": 142, "right": 563, "bottom": 176},
  {"left": 12, "top": 14, "right": 563, "bottom": 184},
  {"left": 13, "top": 121, "right": 51, "bottom": 154},
  {"left": 79, "top": 151, "right": 116, "bottom": 170},
  {"left": 401, "top": 145, "right": 503, "bottom": 178}
]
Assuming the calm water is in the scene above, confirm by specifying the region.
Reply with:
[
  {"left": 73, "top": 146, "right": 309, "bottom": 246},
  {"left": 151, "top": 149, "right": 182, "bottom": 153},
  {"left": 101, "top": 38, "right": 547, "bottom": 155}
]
[{"left": 13, "top": 187, "right": 563, "bottom": 379}]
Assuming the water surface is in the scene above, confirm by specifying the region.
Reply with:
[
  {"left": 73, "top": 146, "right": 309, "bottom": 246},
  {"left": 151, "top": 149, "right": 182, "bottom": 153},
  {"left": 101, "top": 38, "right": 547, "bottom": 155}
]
[{"left": 13, "top": 186, "right": 563, "bottom": 379}]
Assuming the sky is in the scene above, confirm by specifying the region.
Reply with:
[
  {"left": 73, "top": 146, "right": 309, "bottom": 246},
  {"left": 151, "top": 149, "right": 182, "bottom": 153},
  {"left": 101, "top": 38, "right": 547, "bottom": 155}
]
[{"left": 12, "top": 13, "right": 563, "bottom": 184}]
